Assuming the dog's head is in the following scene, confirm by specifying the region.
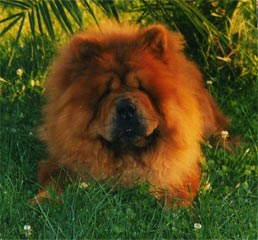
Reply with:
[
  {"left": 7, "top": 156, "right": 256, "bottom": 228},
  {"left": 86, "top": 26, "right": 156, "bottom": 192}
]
[
  {"left": 45, "top": 24, "right": 200, "bottom": 155},
  {"left": 68, "top": 24, "right": 182, "bottom": 152}
]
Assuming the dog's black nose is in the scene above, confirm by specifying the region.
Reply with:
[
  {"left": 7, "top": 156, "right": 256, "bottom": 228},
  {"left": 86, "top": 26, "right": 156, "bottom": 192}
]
[{"left": 116, "top": 100, "right": 136, "bottom": 120}]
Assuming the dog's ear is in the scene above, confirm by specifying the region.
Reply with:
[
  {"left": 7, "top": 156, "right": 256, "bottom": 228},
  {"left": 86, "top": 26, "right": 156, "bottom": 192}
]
[
  {"left": 70, "top": 35, "right": 102, "bottom": 61},
  {"left": 140, "top": 25, "right": 168, "bottom": 58},
  {"left": 140, "top": 25, "right": 185, "bottom": 59}
]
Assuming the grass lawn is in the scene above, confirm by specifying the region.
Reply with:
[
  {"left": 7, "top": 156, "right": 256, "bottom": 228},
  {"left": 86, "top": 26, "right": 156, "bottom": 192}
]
[{"left": 1, "top": 53, "right": 257, "bottom": 240}]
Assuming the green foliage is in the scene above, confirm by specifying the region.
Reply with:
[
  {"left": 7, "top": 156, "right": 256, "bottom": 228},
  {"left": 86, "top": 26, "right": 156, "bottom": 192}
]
[
  {"left": 1, "top": 0, "right": 256, "bottom": 87},
  {"left": 0, "top": 0, "right": 257, "bottom": 239}
]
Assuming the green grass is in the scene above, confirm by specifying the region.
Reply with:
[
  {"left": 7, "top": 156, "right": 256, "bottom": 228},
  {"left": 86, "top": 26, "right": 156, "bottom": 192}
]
[
  {"left": 0, "top": 120, "right": 257, "bottom": 239},
  {"left": 0, "top": 49, "right": 257, "bottom": 240},
  {"left": 0, "top": 1, "right": 257, "bottom": 239}
]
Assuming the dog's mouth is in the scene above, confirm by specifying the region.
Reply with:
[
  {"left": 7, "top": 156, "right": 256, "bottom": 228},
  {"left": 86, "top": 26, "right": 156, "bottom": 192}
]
[
  {"left": 98, "top": 128, "right": 158, "bottom": 155},
  {"left": 112, "top": 125, "right": 153, "bottom": 147}
]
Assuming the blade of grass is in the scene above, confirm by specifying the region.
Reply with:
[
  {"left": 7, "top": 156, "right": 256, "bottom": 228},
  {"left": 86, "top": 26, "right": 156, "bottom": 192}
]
[
  {"left": 92, "top": 0, "right": 120, "bottom": 22},
  {"left": 28, "top": 6, "right": 40, "bottom": 67},
  {"left": 54, "top": 0, "right": 74, "bottom": 34},
  {"left": 0, "top": 0, "right": 30, "bottom": 10},
  {"left": 35, "top": 202, "right": 58, "bottom": 237},
  {"left": 8, "top": 12, "right": 25, "bottom": 67},
  {"left": 107, "top": 0, "right": 120, "bottom": 22},
  {"left": 0, "top": 14, "right": 23, "bottom": 37},
  {"left": 38, "top": 1, "right": 55, "bottom": 41},
  {"left": 35, "top": 4, "right": 44, "bottom": 39},
  {"left": 81, "top": 0, "right": 99, "bottom": 27},
  {"left": 48, "top": 0, "right": 71, "bottom": 34},
  {"left": 139, "top": 0, "right": 164, "bottom": 21},
  {"left": 0, "top": 12, "right": 23, "bottom": 24},
  {"left": 62, "top": 0, "right": 83, "bottom": 28}
]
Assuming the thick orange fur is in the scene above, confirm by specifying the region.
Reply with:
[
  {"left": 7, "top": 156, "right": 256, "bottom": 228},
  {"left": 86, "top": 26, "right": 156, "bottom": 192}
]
[{"left": 37, "top": 23, "right": 229, "bottom": 206}]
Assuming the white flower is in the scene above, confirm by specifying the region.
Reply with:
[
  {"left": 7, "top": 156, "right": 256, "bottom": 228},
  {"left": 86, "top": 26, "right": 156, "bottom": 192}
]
[
  {"left": 206, "top": 80, "right": 213, "bottom": 85},
  {"left": 194, "top": 223, "right": 202, "bottom": 230},
  {"left": 23, "top": 225, "right": 31, "bottom": 231},
  {"left": 16, "top": 68, "right": 24, "bottom": 77},
  {"left": 79, "top": 182, "right": 89, "bottom": 189},
  {"left": 23, "top": 225, "right": 32, "bottom": 237},
  {"left": 221, "top": 130, "right": 229, "bottom": 140},
  {"left": 31, "top": 80, "right": 35, "bottom": 87}
]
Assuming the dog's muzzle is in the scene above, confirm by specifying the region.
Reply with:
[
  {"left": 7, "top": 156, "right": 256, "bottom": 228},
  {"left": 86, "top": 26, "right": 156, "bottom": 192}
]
[{"left": 111, "top": 99, "right": 146, "bottom": 145}]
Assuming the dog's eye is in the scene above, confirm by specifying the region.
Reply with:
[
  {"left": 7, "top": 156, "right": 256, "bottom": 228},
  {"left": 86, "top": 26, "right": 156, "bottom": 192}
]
[
  {"left": 138, "top": 80, "right": 146, "bottom": 92},
  {"left": 126, "top": 76, "right": 147, "bottom": 91},
  {"left": 99, "top": 88, "right": 111, "bottom": 102},
  {"left": 139, "top": 84, "right": 145, "bottom": 92},
  {"left": 97, "top": 78, "right": 113, "bottom": 102}
]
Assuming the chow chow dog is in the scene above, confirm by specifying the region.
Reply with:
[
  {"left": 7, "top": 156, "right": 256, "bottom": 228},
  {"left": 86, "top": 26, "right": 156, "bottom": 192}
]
[{"left": 36, "top": 23, "right": 230, "bottom": 206}]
